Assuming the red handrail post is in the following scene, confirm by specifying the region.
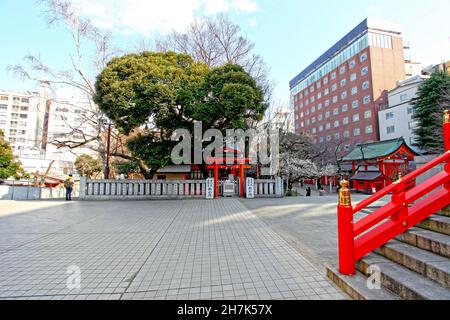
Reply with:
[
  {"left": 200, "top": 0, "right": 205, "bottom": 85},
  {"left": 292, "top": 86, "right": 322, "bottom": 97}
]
[
  {"left": 338, "top": 180, "right": 356, "bottom": 275},
  {"left": 444, "top": 110, "right": 450, "bottom": 152},
  {"left": 444, "top": 110, "right": 450, "bottom": 192}
]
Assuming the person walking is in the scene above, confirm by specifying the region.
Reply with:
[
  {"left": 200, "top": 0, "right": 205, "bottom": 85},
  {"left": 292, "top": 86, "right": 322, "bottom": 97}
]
[
  {"left": 305, "top": 186, "right": 312, "bottom": 197},
  {"left": 64, "top": 175, "right": 75, "bottom": 201}
]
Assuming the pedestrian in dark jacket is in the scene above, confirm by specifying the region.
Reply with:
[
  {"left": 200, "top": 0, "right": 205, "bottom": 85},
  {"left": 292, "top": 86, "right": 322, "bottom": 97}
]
[{"left": 64, "top": 175, "right": 75, "bottom": 201}]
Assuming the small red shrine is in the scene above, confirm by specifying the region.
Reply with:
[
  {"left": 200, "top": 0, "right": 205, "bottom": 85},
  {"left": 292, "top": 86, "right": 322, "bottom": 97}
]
[
  {"left": 206, "top": 147, "right": 252, "bottom": 198},
  {"left": 341, "top": 137, "right": 419, "bottom": 193}
]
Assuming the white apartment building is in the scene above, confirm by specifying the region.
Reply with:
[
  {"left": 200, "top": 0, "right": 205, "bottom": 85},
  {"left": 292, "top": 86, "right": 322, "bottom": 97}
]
[
  {"left": 378, "top": 75, "right": 429, "bottom": 152},
  {"left": 1, "top": 82, "right": 99, "bottom": 177}
]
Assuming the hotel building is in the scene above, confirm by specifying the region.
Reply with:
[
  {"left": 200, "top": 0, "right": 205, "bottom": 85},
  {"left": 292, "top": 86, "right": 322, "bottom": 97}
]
[{"left": 290, "top": 18, "right": 406, "bottom": 156}]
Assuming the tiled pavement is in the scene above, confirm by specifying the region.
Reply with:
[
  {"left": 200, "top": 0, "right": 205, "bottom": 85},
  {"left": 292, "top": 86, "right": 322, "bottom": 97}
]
[{"left": 0, "top": 199, "right": 347, "bottom": 300}]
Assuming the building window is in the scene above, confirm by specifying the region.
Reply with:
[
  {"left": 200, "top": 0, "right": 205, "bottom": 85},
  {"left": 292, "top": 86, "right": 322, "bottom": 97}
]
[
  {"left": 316, "top": 81, "right": 321, "bottom": 89},
  {"left": 317, "top": 92, "right": 322, "bottom": 99},
  {"left": 350, "top": 73, "right": 357, "bottom": 82},
  {"left": 331, "top": 72, "right": 337, "bottom": 79},
  {"left": 333, "top": 108, "right": 339, "bottom": 115},
  {"left": 319, "top": 137, "right": 324, "bottom": 143},
  {"left": 326, "top": 135, "right": 332, "bottom": 142},
  {"left": 326, "top": 123, "right": 331, "bottom": 130},
  {"left": 310, "top": 86, "right": 314, "bottom": 93},
  {"left": 363, "top": 95, "right": 371, "bottom": 104},
  {"left": 332, "top": 84, "right": 337, "bottom": 92},
  {"left": 318, "top": 103, "right": 322, "bottom": 110},
  {"left": 325, "top": 111, "right": 330, "bottom": 118},
  {"left": 323, "top": 77, "right": 329, "bottom": 84},
  {"left": 344, "top": 144, "right": 351, "bottom": 151},
  {"left": 342, "top": 104, "right": 348, "bottom": 112},
  {"left": 344, "top": 131, "right": 350, "bottom": 138},
  {"left": 306, "top": 119, "right": 310, "bottom": 126},
  {"left": 325, "top": 100, "right": 330, "bottom": 107},
  {"left": 385, "top": 112, "right": 394, "bottom": 120},
  {"left": 334, "top": 133, "right": 340, "bottom": 140},
  {"left": 339, "top": 66, "right": 346, "bottom": 74},
  {"left": 312, "top": 116, "right": 316, "bottom": 124},
  {"left": 332, "top": 96, "right": 338, "bottom": 103},
  {"left": 362, "top": 80, "right": 370, "bottom": 90},
  {"left": 306, "top": 110, "right": 310, "bottom": 116},
  {"left": 324, "top": 88, "right": 329, "bottom": 96},
  {"left": 353, "top": 128, "right": 361, "bottom": 136},
  {"left": 0, "top": 96, "right": 8, "bottom": 101},
  {"left": 0, "top": 104, "right": 7, "bottom": 110},
  {"left": 311, "top": 96, "right": 315, "bottom": 103},
  {"left": 312, "top": 127, "right": 317, "bottom": 134},
  {"left": 352, "top": 100, "right": 359, "bottom": 109},
  {"left": 341, "top": 91, "right": 347, "bottom": 100},
  {"left": 364, "top": 110, "right": 372, "bottom": 119},
  {"left": 334, "top": 120, "right": 339, "bottom": 128},
  {"left": 407, "top": 106, "right": 415, "bottom": 115},
  {"left": 361, "top": 66, "right": 369, "bottom": 76},
  {"left": 365, "top": 125, "right": 373, "bottom": 134},
  {"left": 340, "top": 79, "right": 347, "bottom": 87},
  {"left": 360, "top": 52, "right": 368, "bottom": 62},
  {"left": 318, "top": 114, "right": 323, "bottom": 121},
  {"left": 387, "top": 126, "right": 395, "bottom": 134},
  {"left": 343, "top": 117, "right": 349, "bottom": 125},
  {"left": 408, "top": 121, "right": 417, "bottom": 130},
  {"left": 349, "top": 60, "right": 356, "bottom": 69},
  {"left": 351, "top": 86, "right": 358, "bottom": 95},
  {"left": 353, "top": 114, "right": 360, "bottom": 122},
  {"left": 400, "top": 94, "right": 408, "bottom": 102},
  {"left": 311, "top": 106, "right": 316, "bottom": 113},
  {"left": 319, "top": 125, "right": 323, "bottom": 132}
]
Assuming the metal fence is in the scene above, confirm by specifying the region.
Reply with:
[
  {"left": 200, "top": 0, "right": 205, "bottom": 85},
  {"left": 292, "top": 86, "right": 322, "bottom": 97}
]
[{"left": 0, "top": 180, "right": 77, "bottom": 200}]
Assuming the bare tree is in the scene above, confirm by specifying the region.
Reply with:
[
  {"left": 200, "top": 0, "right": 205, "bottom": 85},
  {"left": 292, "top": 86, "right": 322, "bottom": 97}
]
[
  {"left": 157, "top": 14, "right": 274, "bottom": 103},
  {"left": 8, "top": 0, "right": 120, "bottom": 174}
]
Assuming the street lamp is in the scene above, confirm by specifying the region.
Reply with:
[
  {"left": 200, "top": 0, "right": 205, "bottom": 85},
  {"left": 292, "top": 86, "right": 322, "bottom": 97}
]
[{"left": 102, "top": 118, "right": 112, "bottom": 180}]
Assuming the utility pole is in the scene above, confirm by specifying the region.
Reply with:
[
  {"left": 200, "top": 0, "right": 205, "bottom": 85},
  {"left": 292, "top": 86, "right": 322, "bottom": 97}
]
[{"left": 104, "top": 123, "right": 112, "bottom": 179}]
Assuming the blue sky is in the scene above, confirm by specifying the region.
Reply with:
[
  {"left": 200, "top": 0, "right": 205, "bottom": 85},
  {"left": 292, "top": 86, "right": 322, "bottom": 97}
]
[{"left": 1, "top": 0, "right": 450, "bottom": 104}]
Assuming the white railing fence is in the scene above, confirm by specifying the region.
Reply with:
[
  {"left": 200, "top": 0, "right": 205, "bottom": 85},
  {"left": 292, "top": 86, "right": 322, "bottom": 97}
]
[
  {"left": 80, "top": 178, "right": 206, "bottom": 200},
  {"left": 79, "top": 177, "right": 284, "bottom": 200}
]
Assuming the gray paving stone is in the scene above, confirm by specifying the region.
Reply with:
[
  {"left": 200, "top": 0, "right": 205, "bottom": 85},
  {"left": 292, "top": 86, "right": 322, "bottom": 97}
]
[{"left": 0, "top": 199, "right": 345, "bottom": 300}]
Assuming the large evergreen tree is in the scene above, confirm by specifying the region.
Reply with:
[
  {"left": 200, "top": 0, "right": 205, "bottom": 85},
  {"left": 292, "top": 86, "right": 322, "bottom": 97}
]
[
  {"left": 412, "top": 72, "right": 450, "bottom": 154},
  {"left": 94, "top": 51, "right": 267, "bottom": 177},
  {"left": 0, "top": 130, "right": 27, "bottom": 180}
]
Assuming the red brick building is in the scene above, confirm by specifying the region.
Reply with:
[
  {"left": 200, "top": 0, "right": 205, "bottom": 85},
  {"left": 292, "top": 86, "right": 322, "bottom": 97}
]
[{"left": 290, "top": 18, "right": 406, "bottom": 157}]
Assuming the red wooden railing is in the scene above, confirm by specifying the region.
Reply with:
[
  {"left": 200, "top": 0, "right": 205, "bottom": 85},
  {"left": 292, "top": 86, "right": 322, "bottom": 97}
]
[{"left": 337, "top": 110, "right": 450, "bottom": 275}]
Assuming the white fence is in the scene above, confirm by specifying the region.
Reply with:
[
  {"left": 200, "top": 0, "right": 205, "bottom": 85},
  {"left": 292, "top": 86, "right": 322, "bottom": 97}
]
[
  {"left": 80, "top": 178, "right": 206, "bottom": 200},
  {"left": 79, "top": 177, "right": 283, "bottom": 200}
]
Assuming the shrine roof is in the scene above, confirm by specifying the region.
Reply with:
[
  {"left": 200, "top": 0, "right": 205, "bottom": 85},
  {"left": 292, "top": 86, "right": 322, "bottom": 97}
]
[{"left": 341, "top": 137, "right": 418, "bottom": 162}]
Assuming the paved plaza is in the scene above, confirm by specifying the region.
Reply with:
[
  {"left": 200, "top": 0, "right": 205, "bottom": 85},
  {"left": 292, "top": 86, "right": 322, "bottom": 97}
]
[{"left": 0, "top": 198, "right": 347, "bottom": 300}]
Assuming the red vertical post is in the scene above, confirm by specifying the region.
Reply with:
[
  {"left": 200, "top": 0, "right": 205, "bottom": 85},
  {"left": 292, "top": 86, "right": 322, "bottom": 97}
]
[
  {"left": 337, "top": 180, "right": 355, "bottom": 275},
  {"left": 444, "top": 110, "right": 450, "bottom": 152},
  {"left": 444, "top": 110, "right": 450, "bottom": 192},
  {"left": 214, "top": 162, "right": 219, "bottom": 199},
  {"left": 239, "top": 163, "right": 245, "bottom": 198}
]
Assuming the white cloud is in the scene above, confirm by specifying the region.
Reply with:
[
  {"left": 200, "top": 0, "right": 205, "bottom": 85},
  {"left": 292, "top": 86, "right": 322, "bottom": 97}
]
[{"left": 71, "top": 0, "right": 260, "bottom": 35}]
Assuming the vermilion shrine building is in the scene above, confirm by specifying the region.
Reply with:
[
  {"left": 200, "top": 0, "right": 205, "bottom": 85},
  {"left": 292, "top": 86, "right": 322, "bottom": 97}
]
[{"left": 341, "top": 137, "right": 418, "bottom": 193}]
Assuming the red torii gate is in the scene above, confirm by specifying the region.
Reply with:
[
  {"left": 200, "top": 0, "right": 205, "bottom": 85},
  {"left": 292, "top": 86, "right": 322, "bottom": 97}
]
[{"left": 206, "top": 148, "right": 252, "bottom": 198}]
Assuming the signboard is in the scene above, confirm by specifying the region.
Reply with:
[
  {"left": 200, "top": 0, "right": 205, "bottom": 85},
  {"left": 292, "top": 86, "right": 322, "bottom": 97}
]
[
  {"left": 206, "top": 178, "right": 215, "bottom": 199},
  {"left": 246, "top": 178, "right": 255, "bottom": 199}
]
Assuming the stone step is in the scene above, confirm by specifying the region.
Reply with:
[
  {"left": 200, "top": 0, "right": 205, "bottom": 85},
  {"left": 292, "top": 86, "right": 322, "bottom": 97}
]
[
  {"left": 326, "top": 264, "right": 399, "bottom": 300},
  {"left": 357, "top": 253, "right": 450, "bottom": 300},
  {"left": 437, "top": 206, "right": 450, "bottom": 217},
  {"left": 417, "top": 214, "right": 450, "bottom": 235},
  {"left": 396, "top": 227, "right": 450, "bottom": 258},
  {"left": 375, "top": 239, "right": 450, "bottom": 289}
]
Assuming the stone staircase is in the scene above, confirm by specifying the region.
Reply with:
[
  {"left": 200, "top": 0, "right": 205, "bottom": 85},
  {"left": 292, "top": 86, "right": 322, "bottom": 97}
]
[{"left": 327, "top": 206, "right": 450, "bottom": 300}]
